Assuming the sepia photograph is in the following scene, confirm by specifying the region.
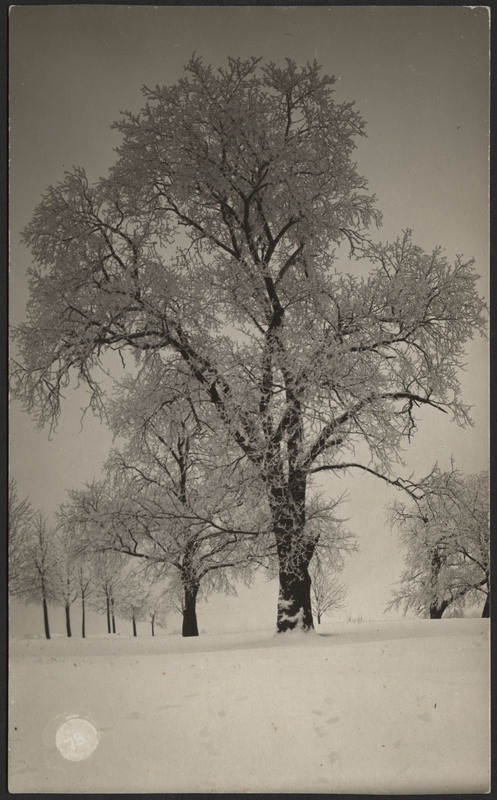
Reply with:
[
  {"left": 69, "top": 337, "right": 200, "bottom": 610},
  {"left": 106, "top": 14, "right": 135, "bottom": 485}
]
[{"left": 8, "top": 4, "right": 490, "bottom": 794}]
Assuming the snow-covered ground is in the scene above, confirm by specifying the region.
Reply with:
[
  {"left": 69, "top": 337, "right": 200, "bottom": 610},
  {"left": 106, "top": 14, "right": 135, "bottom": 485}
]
[{"left": 9, "top": 618, "right": 489, "bottom": 794}]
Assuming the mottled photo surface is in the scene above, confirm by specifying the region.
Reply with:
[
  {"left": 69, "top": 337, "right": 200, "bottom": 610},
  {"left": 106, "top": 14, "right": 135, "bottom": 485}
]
[{"left": 9, "top": 5, "right": 490, "bottom": 794}]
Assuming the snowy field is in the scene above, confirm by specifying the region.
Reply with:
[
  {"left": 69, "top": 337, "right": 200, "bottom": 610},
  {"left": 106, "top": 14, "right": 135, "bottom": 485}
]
[{"left": 9, "top": 618, "right": 489, "bottom": 794}]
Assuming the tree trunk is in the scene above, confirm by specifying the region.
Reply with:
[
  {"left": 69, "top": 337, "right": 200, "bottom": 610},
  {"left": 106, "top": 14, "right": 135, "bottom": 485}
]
[
  {"left": 429, "top": 599, "right": 449, "bottom": 619},
  {"left": 317, "top": 612, "right": 321, "bottom": 625},
  {"left": 482, "top": 592, "right": 490, "bottom": 618},
  {"left": 180, "top": 542, "right": 201, "bottom": 637},
  {"left": 132, "top": 615, "right": 137, "bottom": 637},
  {"left": 65, "top": 602, "right": 72, "bottom": 637},
  {"left": 42, "top": 595, "right": 51, "bottom": 640},
  {"left": 111, "top": 597, "right": 116, "bottom": 633},
  {"left": 81, "top": 596, "right": 86, "bottom": 638},
  {"left": 271, "top": 473, "right": 315, "bottom": 633},
  {"left": 429, "top": 549, "right": 447, "bottom": 620},
  {"left": 182, "top": 582, "right": 200, "bottom": 637},
  {"left": 106, "top": 594, "right": 111, "bottom": 634},
  {"left": 151, "top": 615, "right": 155, "bottom": 637},
  {"left": 277, "top": 561, "right": 314, "bottom": 631}
]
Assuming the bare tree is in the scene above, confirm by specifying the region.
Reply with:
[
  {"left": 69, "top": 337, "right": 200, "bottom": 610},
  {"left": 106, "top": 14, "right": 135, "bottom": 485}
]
[
  {"left": 310, "top": 555, "right": 347, "bottom": 625},
  {"left": 387, "top": 466, "right": 489, "bottom": 619},
  {"left": 56, "top": 514, "right": 125, "bottom": 636},
  {"left": 12, "top": 57, "right": 486, "bottom": 633},
  {"left": 75, "top": 562, "right": 94, "bottom": 638},
  {"left": 141, "top": 577, "right": 170, "bottom": 636},
  {"left": 113, "top": 563, "right": 154, "bottom": 637},
  {"left": 8, "top": 480, "right": 34, "bottom": 589},
  {"left": 102, "top": 365, "right": 269, "bottom": 636},
  {"left": 9, "top": 509, "right": 58, "bottom": 639},
  {"left": 92, "top": 553, "right": 124, "bottom": 634},
  {"left": 52, "top": 528, "right": 80, "bottom": 637}
]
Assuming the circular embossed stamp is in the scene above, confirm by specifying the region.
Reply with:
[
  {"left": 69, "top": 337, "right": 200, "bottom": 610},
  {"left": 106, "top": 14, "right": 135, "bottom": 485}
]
[{"left": 55, "top": 716, "right": 100, "bottom": 761}]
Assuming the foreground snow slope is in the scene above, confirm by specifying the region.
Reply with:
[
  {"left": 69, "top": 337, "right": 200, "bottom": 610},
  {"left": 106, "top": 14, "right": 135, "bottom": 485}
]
[{"left": 9, "top": 619, "right": 489, "bottom": 794}]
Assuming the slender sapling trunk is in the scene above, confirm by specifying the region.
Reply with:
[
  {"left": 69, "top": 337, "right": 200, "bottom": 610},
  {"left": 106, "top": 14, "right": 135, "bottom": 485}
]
[
  {"left": 42, "top": 595, "right": 51, "bottom": 640},
  {"left": 106, "top": 594, "right": 111, "bottom": 634},
  {"left": 65, "top": 602, "right": 72, "bottom": 637},
  {"left": 482, "top": 592, "right": 490, "bottom": 618}
]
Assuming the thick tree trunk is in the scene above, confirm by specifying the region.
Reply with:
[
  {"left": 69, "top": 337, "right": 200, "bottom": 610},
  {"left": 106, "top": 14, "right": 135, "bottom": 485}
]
[
  {"left": 132, "top": 615, "right": 137, "bottom": 637},
  {"left": 482, "top": 592, "right": 490, "bottom": 618},
  {"left": 277, "top": 560, "right": 314, "bottom": 631},
  {"left": 182, "top": 583, "right": 200, "bottom": 637},
  {"left": 429, "top": 600, "right": 449, "bottom": 619},
  {"left": 81, "top": 597, "right": 86, "bottom": 638},
  {"left": 106, "top": 594, "right": 111, "bottom": 634},
  {"left": 429, "top": 550, "right": 447, "bottom": 620},
  {"left": 65, "top": 602, "right": 72, "bottom": 637},
  {"left": 42, "top": 595, "right": 50, "bottom": 640},
  {"left": 271, "top": 473, "right": 315, "bottom": 633}
]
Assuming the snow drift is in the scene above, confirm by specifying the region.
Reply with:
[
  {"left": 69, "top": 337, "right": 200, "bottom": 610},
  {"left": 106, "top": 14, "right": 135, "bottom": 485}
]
[{"left": 9, "top": 618, "right": 489, "bottom": 794}]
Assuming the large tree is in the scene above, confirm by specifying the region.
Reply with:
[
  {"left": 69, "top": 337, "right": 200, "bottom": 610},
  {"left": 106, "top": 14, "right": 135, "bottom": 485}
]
[
  {"left": 13, "top": 57, "right": 486, "bottom": 632},
  {"left": 387, "top": 466, "right": 490, "bottom": 619}
]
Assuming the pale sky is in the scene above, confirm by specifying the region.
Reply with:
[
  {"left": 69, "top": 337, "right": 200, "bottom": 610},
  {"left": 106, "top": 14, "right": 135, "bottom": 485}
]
[{"left": 9, "top": 5, "right": 490, "bottom": 635}]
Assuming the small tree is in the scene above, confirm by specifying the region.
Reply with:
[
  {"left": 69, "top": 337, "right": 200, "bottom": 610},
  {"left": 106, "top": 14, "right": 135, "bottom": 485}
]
[
  {"left": 143, "top": 579, "right": 170, "bottom": 636},
  {"left": 52, "top": 528, "right": 79, "bottom": 637},
  {"left": 75, "top": 562, "right": 94, "bottom": 637},
  {"left": 94, "top": 553, "right": 124, "bottom": 634},
  {"left": 387, "top": 466, "right": 489, "bottom": 619},
  {"left": 9, "top": 508, "right": 58, "bottom": 639},
  {"left": 64, "top": 462, "right": 266, "bottom": 637},
  {"left": 113, "top": 564, "right": 152, "bottom": 637},
  {"left": 8, "top": 480, "right": 34, "bottom": 589},
  {"left": 310, "top": 555, "right": 347, "bottom": 625},
  {"left": 103, "top": 365, "right": 270, "bottom": 636},
  {"left": 66, "top": 535, "right": 125, "bottom": 635}
]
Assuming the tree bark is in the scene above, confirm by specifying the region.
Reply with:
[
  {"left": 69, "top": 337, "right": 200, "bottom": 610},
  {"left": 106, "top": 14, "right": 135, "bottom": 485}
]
[
  {"left": 428, "top": 549, "right": 448, "bottom": 620},
  {"left": 182, "top": 582, "right": 200, "bottom": 637},
  {"left": 429, "top": 600, "right": 449, "bottom": 619},
  {"left": 42, "top": 595, "right": 51, "bottom": 640},
  {"left": 65, "top": 602, "right": 72, "bottom": 637},
  {"left": 277, "top": 560, "right": 314, "bottom": 631},
  {"left": 132, "top": 615, "right": 137, "bottom": 637},
  {"left": 271, "top": 473, "right": 315, "bottom": 633}
]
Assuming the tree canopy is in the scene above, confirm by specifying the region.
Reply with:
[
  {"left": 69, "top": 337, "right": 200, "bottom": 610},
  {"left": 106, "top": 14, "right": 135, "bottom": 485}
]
[
  {"left": 12, "top": 56, "right": 487, "bottom": 632},
  {"left": 388, "top": 466, "right": 489, "bottom": 619}
]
